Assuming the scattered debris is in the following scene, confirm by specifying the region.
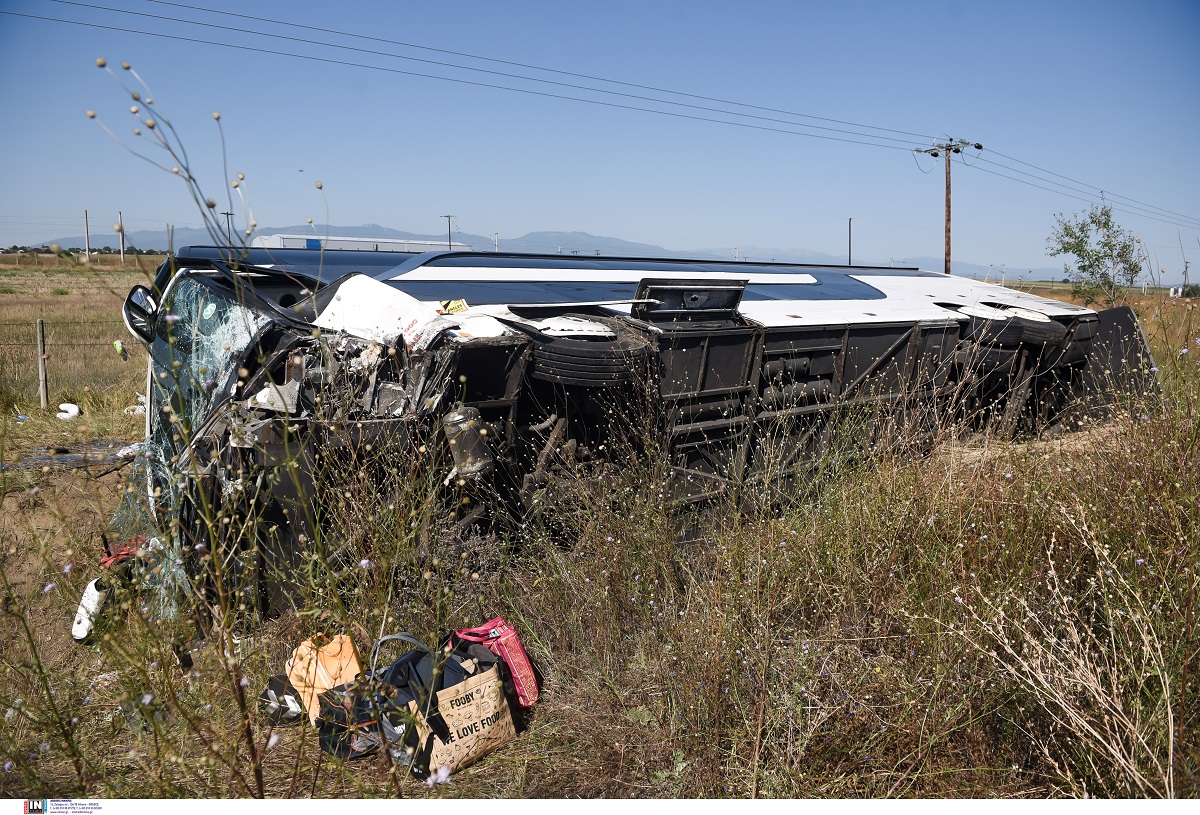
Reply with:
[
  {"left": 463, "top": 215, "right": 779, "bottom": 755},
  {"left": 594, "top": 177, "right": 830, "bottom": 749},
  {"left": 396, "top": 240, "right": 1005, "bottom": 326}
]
[
  {"left": 258, "top": 675, "right": 304, "bottom": 726},
  {"left": 123, "top": 393, "right": 147, "bottom": 416},
  {"left": 0, "top": 439, "right": 137, "bottom": 472},
  {"left": 307, "top": 624, "right": 533, "bottom": 777},
  {"left": 71, "top": 577, "right": 108, "bottom": 641},
  {"left": 56, "top": 402, "right": 80, "bottom": 420}
]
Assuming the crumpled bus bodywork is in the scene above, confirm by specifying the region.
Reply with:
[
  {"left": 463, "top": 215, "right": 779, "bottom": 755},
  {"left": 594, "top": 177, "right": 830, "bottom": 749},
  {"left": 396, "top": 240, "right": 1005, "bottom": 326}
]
[{"left": 119, "top": 246, "right": 1157, "bottom": 614}]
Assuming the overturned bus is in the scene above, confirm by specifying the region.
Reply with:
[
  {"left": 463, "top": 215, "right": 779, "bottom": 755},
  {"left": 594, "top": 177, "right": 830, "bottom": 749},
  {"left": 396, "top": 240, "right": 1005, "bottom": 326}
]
[{"left": 104, "top": 245, "right": 1154, "bottom": 618}]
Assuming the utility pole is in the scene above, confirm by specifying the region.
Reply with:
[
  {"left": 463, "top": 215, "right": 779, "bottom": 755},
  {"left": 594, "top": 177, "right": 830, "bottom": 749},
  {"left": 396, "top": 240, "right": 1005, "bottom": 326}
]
[
  {"left": 83, "top": 210, "right": 91, "bottom": 262},
  {"left": 221, "top": 211, "right": 234, "bottom": 246},
  {"left": 493, "top": 232, "right": 499, "bottom": 252},
  {"left": 914, "top": 138, "right": 983, "bottom": 275},
  {"left": 442, "top": 215, "right": 454, "bottom": 250},
  {"left": 848, "top": 218, "right": 853, "bottom": 266},
  {"left": 118, "top": 210, "right": 125, "bottom": 267}
]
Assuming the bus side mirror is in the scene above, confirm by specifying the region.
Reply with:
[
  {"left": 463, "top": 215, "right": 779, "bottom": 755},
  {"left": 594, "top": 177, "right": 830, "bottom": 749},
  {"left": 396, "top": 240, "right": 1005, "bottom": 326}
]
[{"left": 123, "top": 285, "right": 157, "bottom": 343}]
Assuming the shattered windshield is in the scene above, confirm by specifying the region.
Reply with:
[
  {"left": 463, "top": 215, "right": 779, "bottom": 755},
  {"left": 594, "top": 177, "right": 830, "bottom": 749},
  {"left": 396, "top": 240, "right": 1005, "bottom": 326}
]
[{"left": 146, "top": 273, "right": 268, "bottom": 484}]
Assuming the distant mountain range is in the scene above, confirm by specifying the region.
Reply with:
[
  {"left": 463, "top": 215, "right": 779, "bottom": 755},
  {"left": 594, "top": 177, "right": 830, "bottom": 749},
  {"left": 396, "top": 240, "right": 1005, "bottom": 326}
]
[{"left": 33, "top": 222, "right": 1067, "bottom": 281}]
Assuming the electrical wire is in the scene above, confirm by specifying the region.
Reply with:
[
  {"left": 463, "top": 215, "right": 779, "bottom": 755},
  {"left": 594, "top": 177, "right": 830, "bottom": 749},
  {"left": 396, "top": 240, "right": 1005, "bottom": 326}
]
[
  {"left": 4, "top": 9, "right": 922, "bottom": 153},
  {"left": 913, "top": 146, "right": 1199, "bottom": 231},
  {"left": 44, "top": 0, "right": 927, "bottom": 148},
  {"left": 982, "top": 149, "right": 1200, "bottom": 227},
  {"left": 8, "top": 3, "right": 1197, "bottom": 234},
  {"left": 910, "top": 151, "right": 938, "bottom": 174},
  {"left": 137, "top": 0, "right": 940, "bottom": 143},
  {"left": 971, "top": 154, "right": 1200, "bottom": 229},
  {"left": 965, "top": 162, "right": 1200, "bottom": 231}
]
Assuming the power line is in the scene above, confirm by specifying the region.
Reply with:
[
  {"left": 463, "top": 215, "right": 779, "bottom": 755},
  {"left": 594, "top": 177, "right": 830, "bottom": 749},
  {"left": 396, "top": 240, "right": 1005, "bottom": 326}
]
[
  {"left": 964, "top": 161, "right": 1200, "bottom": 231},
  {"left": 4, "top": 9, "right": 922, "bottom": 152},
  {"left": 5, "top": 4, "right": 1196, "bottom": 233},
  {"left": 973, "top": 154, "right": 1200, "bottom": 229},
  {"left": 43, "top": 0, "right": 930, "bottom": 149},
  {"left": 105, "top": 0, "right": 1200, "bottom": 229},
  {"left": 983, "top": 148, "right": 1200, "bottom": 227},
  {"left": 84, "top": 0, "right": 1200, "bottom": 229},
  {"left": 137, "top": 0, "right": 941, "bottom": 143}
]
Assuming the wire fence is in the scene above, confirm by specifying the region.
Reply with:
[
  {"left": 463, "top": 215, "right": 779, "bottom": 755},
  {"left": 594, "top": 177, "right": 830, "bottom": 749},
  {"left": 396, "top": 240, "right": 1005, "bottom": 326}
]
[
  {"left": 0, "top": 320, "right": 125, "bottom": 347},
  {"left": 0, "top": 253, "right": 168, "bottom": 270},
  {"left": 0, "top": 317, "right": 146, "bottom": 409}
]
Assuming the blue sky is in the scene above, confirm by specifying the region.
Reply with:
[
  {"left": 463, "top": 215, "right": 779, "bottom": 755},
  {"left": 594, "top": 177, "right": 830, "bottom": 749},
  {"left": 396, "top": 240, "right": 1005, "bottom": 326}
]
[{"left": 1, "top": 0, "right": 1198, "bottom": 281}]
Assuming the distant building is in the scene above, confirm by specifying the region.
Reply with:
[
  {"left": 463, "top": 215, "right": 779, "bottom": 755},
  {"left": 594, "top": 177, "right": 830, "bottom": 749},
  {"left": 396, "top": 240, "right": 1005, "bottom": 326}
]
[{"left": 251, "top": 234, "right": 470, "bottom": 252}]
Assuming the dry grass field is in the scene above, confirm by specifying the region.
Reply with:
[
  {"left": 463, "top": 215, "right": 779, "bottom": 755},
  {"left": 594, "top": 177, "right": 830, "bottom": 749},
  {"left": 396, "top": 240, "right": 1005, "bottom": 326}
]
[
  {"left": 0, "top": 261, "right": 152, "bottom": 449},
  {"left": 1, "top": 266, "right": 1196, "bottom": 799}
]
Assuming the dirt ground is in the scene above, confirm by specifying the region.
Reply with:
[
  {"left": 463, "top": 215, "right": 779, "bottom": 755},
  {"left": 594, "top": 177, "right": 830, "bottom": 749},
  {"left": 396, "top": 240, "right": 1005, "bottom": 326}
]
[{"left": 1, "top": 457, "right": 134, "bottom": 702}]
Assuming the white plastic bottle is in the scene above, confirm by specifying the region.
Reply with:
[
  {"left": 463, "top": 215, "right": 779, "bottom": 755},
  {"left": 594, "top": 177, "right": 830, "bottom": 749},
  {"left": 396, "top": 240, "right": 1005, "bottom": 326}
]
[{"left": 71, "top": 578, "right": 108, "bottom": 641}]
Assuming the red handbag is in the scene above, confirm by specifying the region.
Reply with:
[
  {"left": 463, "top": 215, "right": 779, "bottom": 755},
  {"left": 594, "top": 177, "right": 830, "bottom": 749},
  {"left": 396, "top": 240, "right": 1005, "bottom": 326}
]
[{"left": 453, "top": 617, "right": 539, "bottom": 707}]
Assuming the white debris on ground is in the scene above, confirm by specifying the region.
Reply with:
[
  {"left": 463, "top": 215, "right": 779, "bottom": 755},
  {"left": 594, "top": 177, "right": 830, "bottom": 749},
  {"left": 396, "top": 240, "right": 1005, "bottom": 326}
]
[{"left": 123, "top": 393, "right": 147, "bottom": 416}]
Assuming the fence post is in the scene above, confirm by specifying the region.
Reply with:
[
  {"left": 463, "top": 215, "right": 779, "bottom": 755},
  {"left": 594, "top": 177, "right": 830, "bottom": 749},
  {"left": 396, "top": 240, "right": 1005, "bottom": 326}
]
[{"left": 36, "top": 318, "right": 48, "bottom": 409}]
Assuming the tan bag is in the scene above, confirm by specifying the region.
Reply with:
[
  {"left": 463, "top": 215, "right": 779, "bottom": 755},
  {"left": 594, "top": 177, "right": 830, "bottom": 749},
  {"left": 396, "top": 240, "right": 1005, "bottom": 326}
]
[
  {"left": 286, "top": 634, "right": 361, "bottom": 725},
  {"left": 409, "top": 661, "right": 516, "bottom": 776}
]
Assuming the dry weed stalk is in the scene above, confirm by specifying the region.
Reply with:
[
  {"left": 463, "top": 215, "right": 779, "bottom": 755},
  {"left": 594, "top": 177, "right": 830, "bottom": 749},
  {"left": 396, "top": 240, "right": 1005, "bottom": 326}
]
[{"left": 951, "top": 514, "right": 1175, "bottom": 797}]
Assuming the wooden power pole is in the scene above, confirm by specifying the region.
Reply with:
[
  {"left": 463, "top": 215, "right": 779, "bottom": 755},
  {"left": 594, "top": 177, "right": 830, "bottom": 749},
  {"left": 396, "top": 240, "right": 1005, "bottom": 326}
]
[{"left": 914, "top": 139, "right": 983, "bottom": 275}]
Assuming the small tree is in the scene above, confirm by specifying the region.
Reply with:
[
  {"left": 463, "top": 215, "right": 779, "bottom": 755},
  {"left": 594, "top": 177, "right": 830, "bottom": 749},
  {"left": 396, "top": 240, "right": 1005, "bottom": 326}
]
[{"left": 1046, "top": 204, "right": 1143, "bottom": 306}]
